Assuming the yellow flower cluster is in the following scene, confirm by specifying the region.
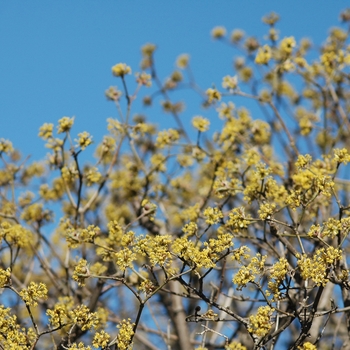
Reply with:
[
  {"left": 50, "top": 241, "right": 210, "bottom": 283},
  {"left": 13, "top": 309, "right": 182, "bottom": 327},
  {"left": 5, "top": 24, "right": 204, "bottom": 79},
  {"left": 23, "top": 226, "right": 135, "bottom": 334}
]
[
  {"left": 0, "top": 138, "right": 14, "bottom": 154},
  {"left": 172, "top": 236, "right": 216, "bottom": 269},
  {"left": 38, "top": 123, "right": 54, "bottom": 140},
  {"left": 226, "top": 207, "right": 252, "bottom": 232},
  {"left": 267, "top": 257, "right": 289, "bottom": 298},
  {"left": 297, "top": 342, "right": 317, "bottom": 350},
  {"left": 138, "top": 279, "right": 156, "bottom": 295},
  {"left": 155, "top": 128, "right": 180, "bottom": 148},
  {"left": 0, "top": 305, "right": 33, "bottom": 348},
  {"left": 217, "top": 101, "right": 235, "bottom": 119},
  {"left": 135, "top": 72, "right": 152, "bottom": 87},
  {"left": 0, "top": 267, "right": 11, "bottom": 287},
  {"left": 230, "top": 29, "right": 245, "bottom": 43},
  {"left": 225, "top": 341, "right": 247, "bottom": 350},
  {"left": 206, "top": 88, "right": 221, "bottom": 103},
  {"left": 182, "top": 221, "right": 198, "bottom": 236},
  {"left": 150, "top": 153, "right": 167, "bottom": 172},
  {"left": 192, "top": 116, "right": 210, "bottom": 132},
  {"left": 73, "top": 258, "right": 90, "bottom": 286},
  {"left": 19, "top": 281, "right": 48, "bottom": 307},
  {"left": 86, "top": 167, "right": 102, "bottom": 186},
  {"left": 114, "top": 248, "right": 136, "bottom": 271},
  {"left": 203, "top": 206, "right": 223, "bottom": 225},
  {"left": 105, "top": 86, "right": 122, "bottom": 101},
  {"left": 57, "top": 116, "right": 74, "bottom": 134},
  {"left": 112, "top": 63, "right": 132, "bottom": 77},
  {"left": 211, "top": 26, "right": 227, "bottom": 39},
  {"left": 334, "top": 148, "right": 350, "bottom": 164},
  {"left": 76, "top": 131, "right": 93, "bottom": 150},
  {"left": 258, "top": 202, "right": 276, "bottom": 220},
  {"left": 280, "top": 36, "right": 296, "bottom": 56},
  {"left": 255, "top": 45, "right": 272, "bottom": 65},
  {"left": 20, "top": 202, "right": 52, "bottom": 224},
  {"left": 93, "top": 330, "right": 111, "bottom": 348},
  {"left": 233, "top": 253, "right": 266, "bottom": 289},
  {"left": 64, "top": 224, "right": 100, "bottom": 247},
  {"left": 176, "top": 53, "right": 190, "bottom": 69},
  {"left": 0, "top": 222, "right": 33, "bottom": 248},
  {"left": 116, "top": 319, "right": 135, "bottom": 350},
  {"left": 297, "top": 247, "right": 342, "bottom": 286},
  {"left": 222, "top": 75, "right": 238, "bottom": 90},
  {"left": 70, "top": 304, "right": 99, "bottom": 331},
  {"left": 295, "top": 154, "right": 312, "bottom": 170},
  {"left": 135, "top": 234, "right": 172, "bottom": 267},
  {"left": 248, "top": 306, "right": 274, "bottom": 337}
]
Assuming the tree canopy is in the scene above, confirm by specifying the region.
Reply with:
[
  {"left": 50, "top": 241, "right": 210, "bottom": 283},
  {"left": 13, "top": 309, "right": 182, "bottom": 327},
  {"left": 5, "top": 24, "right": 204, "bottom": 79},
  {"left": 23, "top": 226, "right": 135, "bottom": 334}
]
[{"left": 2, "top": 9, "right": 350, "bottom": 350}]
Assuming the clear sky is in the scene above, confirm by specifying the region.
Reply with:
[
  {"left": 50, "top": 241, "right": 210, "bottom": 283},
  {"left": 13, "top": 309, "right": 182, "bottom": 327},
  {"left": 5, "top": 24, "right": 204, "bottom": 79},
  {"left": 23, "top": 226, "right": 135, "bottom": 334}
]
[{"left": 1, "top": 1, "right": 348, "bottom": 159}]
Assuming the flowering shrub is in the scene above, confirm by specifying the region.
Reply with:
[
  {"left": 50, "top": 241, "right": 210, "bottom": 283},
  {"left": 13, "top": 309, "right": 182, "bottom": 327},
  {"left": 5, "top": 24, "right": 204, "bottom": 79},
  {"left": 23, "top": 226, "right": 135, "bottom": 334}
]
[{"left": 1, "top": 9, "right": 350, "bottom": 350}]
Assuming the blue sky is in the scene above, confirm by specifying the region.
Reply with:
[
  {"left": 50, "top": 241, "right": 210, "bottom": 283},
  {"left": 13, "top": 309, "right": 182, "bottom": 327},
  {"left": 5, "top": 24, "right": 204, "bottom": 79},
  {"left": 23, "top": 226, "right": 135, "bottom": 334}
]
[{"left": 1, "top": 1, "right": 348, "bottom": 159}]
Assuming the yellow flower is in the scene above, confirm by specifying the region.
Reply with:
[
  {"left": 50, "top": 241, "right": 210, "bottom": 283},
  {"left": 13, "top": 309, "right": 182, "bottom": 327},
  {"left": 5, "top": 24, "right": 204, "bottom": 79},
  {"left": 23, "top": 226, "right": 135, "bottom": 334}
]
[
  {"left": 211, "top": 26, "right": 227, "bottom": 39},
  {"left": 334, "top": 148, "right": 350, "bottom": 164},
  {"left": 0, "top": 267, "right": 11, "bottom": 287},
  {"left": 192, "top": 116, "right": 210, "bottom": 132},
  {"left": 141, "top": 43, "right": 156, "bottom": 57},
  {"left": 76, "top": 131, "right": 93, "bottom": 150},
  {"left": 20, "top": 282, "right": 48, "bottom": 307},
  {"left": 38, "top": 123, "right": 54, "bottom": 140},
  {"left": 105, "top": 86, "right": 122, "bottom": 101},
  {"left": 222, "top": 75, "right": 238, "bottom": 90},
  {"left": 262, "top": 12, "right": 280, "bottom": 25},
  {"left": 203, "top": 207, "right": 223, "bottom": 225},
  {"left": 93, "top": 330, "right": 111, "bottom": 348},
  {"left": 255, "top": 45, "right": 272, "bottom": 65},
  {"left": 206, "top": 88, "right": 221, "bottom": 103},
  {"left": 248, "top": 306, "right": 274, "bottom": 337},
  {"left": 280, "top": 36, "right": 296, "bottom": 55},
  {"left": 116, "top": 319, "right": 135, "bottom": 350},
  {"left": 297, "top": 342, "right": 317, "bottom": 350},
  {"left": 176, "top": 54, "right": 190, "bottom": 69},
  {"left": 73, "top": 259, "right": 90, "bottom": 286},
  {"left": 136, "top": 72, "right": 152, "bottom": 86},
  {"left": 230, "top": 29, "right": 245, "bottom": 43},
  {"left": 112, "top": 63, "right": 131, "bottom": 77},
  {"left": 57, "top": 116, "right": 74, "bottom": 134},
  {"left": 86, "top": 167, "right": 102, "bottom": 186}
]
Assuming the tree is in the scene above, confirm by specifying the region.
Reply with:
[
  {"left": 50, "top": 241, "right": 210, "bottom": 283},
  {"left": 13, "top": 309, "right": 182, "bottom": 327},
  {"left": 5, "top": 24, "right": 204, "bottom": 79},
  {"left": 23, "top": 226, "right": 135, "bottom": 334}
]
[{"left": 1, "top": 9, "right": 350, "bottom": 350}]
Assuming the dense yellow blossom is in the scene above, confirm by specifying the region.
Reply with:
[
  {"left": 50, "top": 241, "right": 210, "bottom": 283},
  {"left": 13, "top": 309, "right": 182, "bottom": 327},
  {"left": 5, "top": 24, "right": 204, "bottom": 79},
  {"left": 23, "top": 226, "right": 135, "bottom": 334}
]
[
  {"left": 93, "top": 330, "right": 111, "bottom": 348},
  {"left": 192, "top": 116, "right": 210, "bottom": 132},
  {"left": 2, "top": 10, "right": 350, "bottom": 349},
  {"left": 297, "top": 247, "right": 342, "bottom": 286},
  {"left": 248, "top": 306, "right": 274, "bottom": 337},
  {"left": 268, "top": 257, "right": 289, "bottom": 298},
  {"left": 206, "top": 88, "right": 221, "bottom": 103},
  {"left": 0, "top": 268, "right": 11, "bottom": 287},
  {"left": 222, "top": 75, "right": 238, "bottom": 90},
  {"left": 280, "top": 36, "right": 296, "bottom": 56},
  {"left": 38, "top": 123, "right": 54, "bottom": 140},
  {"left": 105, "top": 86, "right": 122, "bottom": 101},
  {"left": 116, "top": 319, "right": 135, "bottom": 350},
  {"left": 233, "top": 253, "right": 267, "bottom": 289},
  {"left": 155, "top": 128, "right": 180, "bottom": 148},
  {"left": 297, "top": 342, "right": 317, "bottom": 350},
  {"left": 255, "top": 45, "right": 272, "bottom": 65},
  {"left": 20, "top": 282, "right": 48, "bottom": 307},
  {"left": 112, "top": 63, "right": 131, "bottom": 77},
  {"left": 57, "top": 116, "right": 74, "bottom": 134}
]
